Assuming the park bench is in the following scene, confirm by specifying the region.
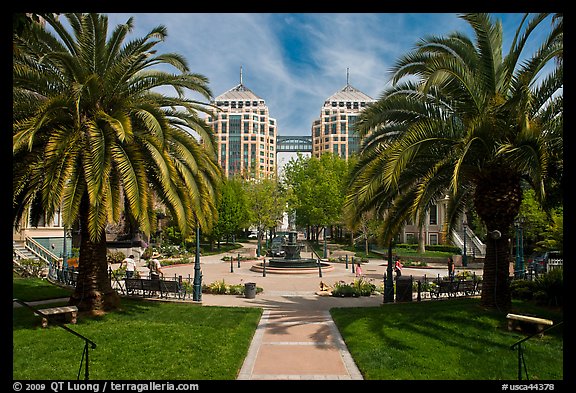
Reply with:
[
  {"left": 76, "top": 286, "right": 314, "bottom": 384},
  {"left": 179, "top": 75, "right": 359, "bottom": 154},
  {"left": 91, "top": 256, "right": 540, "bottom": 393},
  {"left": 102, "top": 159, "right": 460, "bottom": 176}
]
[
  {"left": 34, "top": 305, "right": 78, "bottom": 328},
  {"left": 506, "top": 313, "right": 553, "bottom": 335},
  {"left": 456, "top": 280, "right": 480, "bottom": 297},
  {"left": 159, "top": 280, "right": 187, "bottom": 299},
  {"left": 124, "top": 278, "right": 186, "bottom": 299},
  {"left": 429, "top": 280, "right": 459, "bottom": 299}
]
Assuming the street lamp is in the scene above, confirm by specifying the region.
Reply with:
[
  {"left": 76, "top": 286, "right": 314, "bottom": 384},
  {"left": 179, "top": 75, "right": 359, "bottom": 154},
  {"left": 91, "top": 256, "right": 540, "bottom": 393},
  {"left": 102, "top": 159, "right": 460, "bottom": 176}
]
[
  {"left": 193, "top": 225, "right": 202, "bottom": 302},
  {"left": 462, "top": 220, "right": 468, "bottom": 267},
  {"left": 514, "top": 217, "right": 524, "bottom": 278},
  {"left": 383, "top": 241, "right": 394, "bottom": 303},
  {"left": 323, "top": 227, "right": 327, "bottom": 259}
]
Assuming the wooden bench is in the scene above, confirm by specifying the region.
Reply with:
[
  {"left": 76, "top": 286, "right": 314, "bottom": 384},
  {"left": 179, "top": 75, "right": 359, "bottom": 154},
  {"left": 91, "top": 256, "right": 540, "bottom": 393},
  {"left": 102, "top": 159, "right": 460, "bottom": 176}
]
[
  {"left": 506, "top": 313, "right": 553, "bottom": 335},
  {"left": 429, "top": 280, "right": 459, "bottom": 299},
  {"left": 34, "top": 306, "right": 78, "bottom": 328}
]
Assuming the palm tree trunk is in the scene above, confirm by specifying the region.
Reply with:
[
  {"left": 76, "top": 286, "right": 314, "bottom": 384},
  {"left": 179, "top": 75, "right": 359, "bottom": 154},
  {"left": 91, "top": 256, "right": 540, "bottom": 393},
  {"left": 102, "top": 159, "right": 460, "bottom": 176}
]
[
  {"left": 69, "top": 196, "right": 120, "bottom": 313},
  {"left": 480, "top": 232, "right": 512, "bottom": 311},
  {"left": 474, "top": 168, "right": 521, "bottom": 312}
]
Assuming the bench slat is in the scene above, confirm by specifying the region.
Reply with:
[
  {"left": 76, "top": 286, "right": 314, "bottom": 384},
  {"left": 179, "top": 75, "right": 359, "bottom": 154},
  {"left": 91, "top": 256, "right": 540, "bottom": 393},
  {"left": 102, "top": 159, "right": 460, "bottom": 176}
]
[
  {"left": 506, "top": 313, "right": 553, "bottom": 325},
  {"left": 34, "top": 306, "right": 78, "bottom": 316}
]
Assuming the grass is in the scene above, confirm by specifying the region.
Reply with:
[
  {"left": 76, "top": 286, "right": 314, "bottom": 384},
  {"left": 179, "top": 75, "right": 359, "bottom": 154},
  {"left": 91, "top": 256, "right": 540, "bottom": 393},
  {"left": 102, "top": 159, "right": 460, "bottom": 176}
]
[
  {"left": 13, "top": 276, "right": 73, "bottom": 301},
  {"left": 13, "top": 298, "right": 262, "bottom": 380},
  {"left": 331, "top": 298, "right": 563, "bottom": 380}
]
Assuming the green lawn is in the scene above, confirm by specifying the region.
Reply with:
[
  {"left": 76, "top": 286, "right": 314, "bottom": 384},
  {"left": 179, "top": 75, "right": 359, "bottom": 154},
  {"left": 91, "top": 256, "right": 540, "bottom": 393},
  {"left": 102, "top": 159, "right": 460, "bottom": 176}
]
[
  {"left": 13, "top": 298, "right": 262, "bottom": 380},
  {"left": 331, "top": 298, "right": 563, "bottom": 380},
  {"left": 13, "top": 276, "right": 73, "bottom": 301}
]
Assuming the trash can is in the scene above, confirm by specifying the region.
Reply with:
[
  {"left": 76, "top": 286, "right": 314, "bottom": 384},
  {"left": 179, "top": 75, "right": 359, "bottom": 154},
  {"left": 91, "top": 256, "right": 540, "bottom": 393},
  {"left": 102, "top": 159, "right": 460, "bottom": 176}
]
[
  {"left": 395, "top": 276, "right": 413, "bottom": 302},
  {"left": 244, "top": 282, "right": 257, "bottom": 299}
]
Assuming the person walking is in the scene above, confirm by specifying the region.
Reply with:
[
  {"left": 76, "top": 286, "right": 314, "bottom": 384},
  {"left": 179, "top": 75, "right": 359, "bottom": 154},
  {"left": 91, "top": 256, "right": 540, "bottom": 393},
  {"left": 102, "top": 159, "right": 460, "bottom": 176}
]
[
  {"left": 394, "top": 258, "right": 403, "bottom": 278},
  {"left": 355, "top": 262, "right": 363, "bottom": 278},
  {"left": 447, "top": 257, "right": 455, "bottom": 280},
  {"left": 121, "top": 254, "right": 136, "bottom": 278}
]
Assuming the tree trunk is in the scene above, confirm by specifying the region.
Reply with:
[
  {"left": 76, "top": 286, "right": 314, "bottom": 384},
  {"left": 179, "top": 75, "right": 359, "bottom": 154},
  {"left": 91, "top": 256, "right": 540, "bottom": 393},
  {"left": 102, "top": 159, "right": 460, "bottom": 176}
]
[
  {"left": 69, "top": 196, "right": 121, "bottom": 313},
  {"left": 418, "top": 223, "right": 426, "bottom": 254},
  {"left": 480, "top": 232, "right": 512, "bottom": 311},
  {"left": 474, "top": 167, "right": 522, "bottom": 312}
]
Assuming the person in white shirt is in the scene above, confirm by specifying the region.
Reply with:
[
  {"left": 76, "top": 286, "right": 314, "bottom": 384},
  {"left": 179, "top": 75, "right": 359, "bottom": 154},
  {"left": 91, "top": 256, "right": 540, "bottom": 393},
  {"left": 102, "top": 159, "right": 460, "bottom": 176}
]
[{"left": 121, "top": 254, "right": 136, "bottom": 278}]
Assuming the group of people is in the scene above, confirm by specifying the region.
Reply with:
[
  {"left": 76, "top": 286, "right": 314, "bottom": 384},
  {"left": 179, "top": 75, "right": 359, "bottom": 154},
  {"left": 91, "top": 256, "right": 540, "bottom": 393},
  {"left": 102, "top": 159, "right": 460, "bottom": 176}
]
[{"left": 120, "top": 252, "right": 164, "bottom": 279}]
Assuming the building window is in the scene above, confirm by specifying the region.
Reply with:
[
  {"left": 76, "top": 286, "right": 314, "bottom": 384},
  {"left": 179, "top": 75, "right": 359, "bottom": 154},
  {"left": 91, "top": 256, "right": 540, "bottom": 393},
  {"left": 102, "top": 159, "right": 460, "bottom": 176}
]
[
  {"left": 429, "top": 204, "right": 438, "bottom": 225},
  {"left": 406, "top": 233, "right": 417, "bottom": 244},
  {"left": 429, "top": 233, "right": 439, "bottom": 245}
]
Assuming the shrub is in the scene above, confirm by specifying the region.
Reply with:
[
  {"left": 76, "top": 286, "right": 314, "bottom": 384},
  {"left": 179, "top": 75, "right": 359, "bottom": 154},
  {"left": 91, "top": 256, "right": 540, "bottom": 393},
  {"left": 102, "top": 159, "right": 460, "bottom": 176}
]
[
  {"left": 106, "top": 251, "right": 125, "bottom": 264},
  {"left": 510, "top": 279, "right": 538, "bottom": 300},
  {"left": 202, "top": 279, "right": 262, "bottom": 295},
  {"left": 352, "top": 278, "right": 376, "bottom": 296},
  {"left": 510, "top": 269, "right": 563, "bottom": 306},
  {"left": 15, "top": 258, "right": 46, "bottom": 278},
  {"left": 331, "top": 281, "right": 358, "bottom": 297},
  {"left": 534, "top": 268, "right": 563, "bottom": 306},
  {"left": 331, "top": 278, "right": 377, "bottom": 297}
]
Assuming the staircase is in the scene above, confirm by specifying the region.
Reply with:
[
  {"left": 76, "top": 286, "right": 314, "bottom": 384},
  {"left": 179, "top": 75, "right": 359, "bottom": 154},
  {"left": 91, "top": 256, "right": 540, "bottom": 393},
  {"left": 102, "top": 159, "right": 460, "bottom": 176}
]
[
  {"left": 451, "top": 227, "right": 486, "bottom": 259},
  {"left": 13, "top": 238, "right": 60, "bottom": 278},
  {"left": 13, "top": 240, "right": 39, "bottom": 261}
]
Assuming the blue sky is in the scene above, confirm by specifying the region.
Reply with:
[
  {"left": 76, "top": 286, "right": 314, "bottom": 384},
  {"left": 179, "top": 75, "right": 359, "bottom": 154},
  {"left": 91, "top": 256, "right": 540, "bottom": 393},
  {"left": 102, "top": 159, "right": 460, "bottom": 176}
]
[{"left": 101, "top": 13, "right": 556, "bottom": 137}]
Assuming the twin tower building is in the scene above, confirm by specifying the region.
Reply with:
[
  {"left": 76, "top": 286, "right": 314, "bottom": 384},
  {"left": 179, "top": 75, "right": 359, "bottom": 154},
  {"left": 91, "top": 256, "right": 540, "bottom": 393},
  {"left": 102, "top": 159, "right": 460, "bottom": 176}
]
[{"left": 205, "top": 68, "right": 375, "bottom": 179}]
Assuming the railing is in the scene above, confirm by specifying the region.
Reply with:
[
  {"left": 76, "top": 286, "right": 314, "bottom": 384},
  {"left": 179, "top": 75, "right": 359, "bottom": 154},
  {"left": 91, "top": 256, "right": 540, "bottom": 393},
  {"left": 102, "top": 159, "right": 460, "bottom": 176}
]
[
  {"left": 451, "top": 228, "right": 486, "bottom": 258},
  {"left": 13, "top": 298, "right": 97, "bottom": 380},
  {"left": 510, "top": 321, "right": 563, "bottom": 380},
  {"left": 24, "top": 236, "right": 61, "bottom": 266}
]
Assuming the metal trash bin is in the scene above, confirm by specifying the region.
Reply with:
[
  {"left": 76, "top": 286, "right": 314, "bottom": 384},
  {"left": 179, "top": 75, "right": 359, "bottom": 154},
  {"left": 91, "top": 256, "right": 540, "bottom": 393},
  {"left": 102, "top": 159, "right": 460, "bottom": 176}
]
[
  {"left": 395, "top": 276, "right": 413, "bottom": 302},
  {"left": 244, "top": 282, "right": 257, "bottom": 299}
]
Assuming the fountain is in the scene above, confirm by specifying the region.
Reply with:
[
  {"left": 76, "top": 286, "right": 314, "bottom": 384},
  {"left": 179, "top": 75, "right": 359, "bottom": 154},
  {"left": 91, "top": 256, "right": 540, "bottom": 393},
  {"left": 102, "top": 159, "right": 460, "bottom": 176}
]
[{"left": 250, "top": 230, "right": 333, "bottom": 274}]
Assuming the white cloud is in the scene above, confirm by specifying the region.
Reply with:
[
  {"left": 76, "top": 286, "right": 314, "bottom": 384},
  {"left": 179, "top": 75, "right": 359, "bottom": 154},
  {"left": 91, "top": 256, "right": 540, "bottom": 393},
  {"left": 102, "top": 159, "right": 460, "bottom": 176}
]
[{"left": 102, "top": 12, "right": 545, "bottom": 137}]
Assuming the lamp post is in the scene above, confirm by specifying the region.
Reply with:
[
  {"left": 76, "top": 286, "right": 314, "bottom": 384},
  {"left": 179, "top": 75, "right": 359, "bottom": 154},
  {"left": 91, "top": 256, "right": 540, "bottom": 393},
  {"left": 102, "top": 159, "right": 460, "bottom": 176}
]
[
  {"left": 383, "top": 241, "right": 394, "bottom": 303},
  {"left": 462, "top": 220, "right": 468, "bottom": 267},
  {"left": 193, "top": 225, "right": 202, "bottom": 302},
  {"left": 62, "top": 225, "right": 68, "bottom": 269},
  {"left": 514, "top": 217, "right": 524, "bottom": 278},
  {"left": 323, "top": 227, "right": 327, "bottom": 259}
]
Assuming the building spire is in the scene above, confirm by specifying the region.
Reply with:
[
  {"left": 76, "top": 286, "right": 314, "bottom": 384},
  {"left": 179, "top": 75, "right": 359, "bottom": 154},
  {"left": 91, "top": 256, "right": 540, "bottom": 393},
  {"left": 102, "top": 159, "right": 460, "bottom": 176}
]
[
  {"left": 240, "top": 65, "right": 243, "bottom": 85},
  {"left": 346, "top": 67, "right": 350, "bottom": 85}
]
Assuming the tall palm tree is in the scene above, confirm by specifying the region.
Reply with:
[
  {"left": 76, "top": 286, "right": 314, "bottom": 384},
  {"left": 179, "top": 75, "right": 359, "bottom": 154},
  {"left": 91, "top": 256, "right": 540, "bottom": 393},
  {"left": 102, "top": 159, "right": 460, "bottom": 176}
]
[
  {"left": 345, "top": 13, "right": 562, "bottom": 311},
  {"left": 13, "top": 13, "right": 223, "bottom": 312}
]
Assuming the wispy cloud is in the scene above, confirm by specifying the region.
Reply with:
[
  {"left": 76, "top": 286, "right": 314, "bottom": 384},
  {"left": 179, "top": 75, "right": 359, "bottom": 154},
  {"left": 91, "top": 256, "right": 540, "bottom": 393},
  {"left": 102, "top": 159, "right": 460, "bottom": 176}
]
[{"left": 103, "top": 12, "right": 548, "bottom": 136}]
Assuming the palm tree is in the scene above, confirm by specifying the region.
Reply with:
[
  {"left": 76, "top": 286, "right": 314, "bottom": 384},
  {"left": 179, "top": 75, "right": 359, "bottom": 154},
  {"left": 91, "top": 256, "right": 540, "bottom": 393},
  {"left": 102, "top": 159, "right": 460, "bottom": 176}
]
[
  {"left": 13, "top": 13, "right": 223, "bottom": 312},
  {"left": 345, "top": 13, "right": 562, "bottom": 311}
]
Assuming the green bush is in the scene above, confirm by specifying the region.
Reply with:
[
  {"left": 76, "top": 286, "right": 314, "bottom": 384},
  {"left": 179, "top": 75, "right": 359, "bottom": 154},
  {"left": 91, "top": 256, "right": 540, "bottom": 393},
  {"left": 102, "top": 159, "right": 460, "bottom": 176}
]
[
  {"left": 331, "top": 278, "right": 377, "bottom": 297},
  {"left": 534, "top": 268, "right": 563, "bottom": 306},
  {"left": 332, "top": 281, "right": 358, "bottom": 297},
  {"left": 510, "top": 269, "right": 563, "bottom": 306},
  {"left": 352, "top": 278, "right": 376, "bottom": 296},
  {"left": 510, "top": 279, "right": 538, "bottom": 300},
  {"left": 202, "top": 279, "right": 262, "bottom": 295},
  {"left": 15, "top": 258, "right": 46, "bottom": 278},
  {"left": 106, "top": 251, "right": 126, "bottom": 264}
]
